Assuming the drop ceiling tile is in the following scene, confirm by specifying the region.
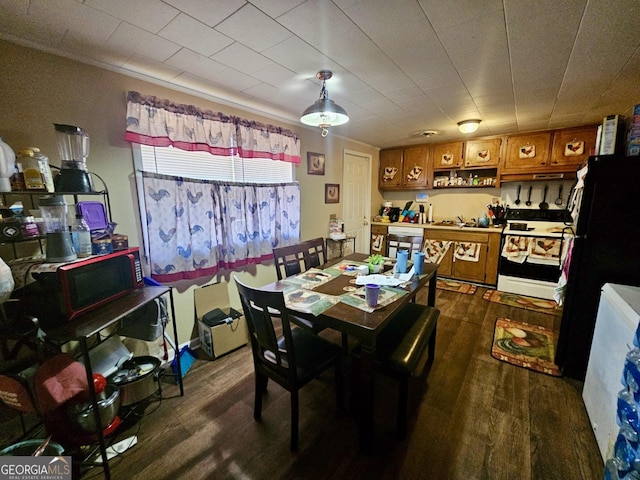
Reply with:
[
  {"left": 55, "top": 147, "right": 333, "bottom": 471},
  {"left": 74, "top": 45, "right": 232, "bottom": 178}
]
[
  {"left": 122, "top": 54, "right": 184, "bottom": 81},
  {"left": 215, "top": 3, "right": 291, "bottom": 52},
  {"left": 262, "top": 36, "right": 331, "bottom": 76},
  {"left": 159, "top": 13, "right": 233, "bottom": 57},
  {"left": 164, "top": 0, "right": 245, "bottom": 28},
  {"left": 107, "top": 22, "right": 181, "bottom": 62},
  {"left": 248, "top": 0, "right": 306, "bottom": 18},
  {"left": 212, "top": 42, "right": 273, "bottom": 75},
  {"left": 250, "top": 63, "right": 299, "bottom": 89},
  {"left": 85, "top": 0, "right": 179, "bottom": 34},
  {"left": 165, "top": 48, "right": 226, "bottom": 79}
]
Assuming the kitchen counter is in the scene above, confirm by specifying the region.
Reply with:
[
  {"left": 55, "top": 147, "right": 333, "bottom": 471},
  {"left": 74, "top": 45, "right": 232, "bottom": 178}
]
[
  {"left": 371, "top": 221, "right": 505, "bottom": 233},
  {"left": 370, "top": 221, "right": 503, "bottom": 285}
]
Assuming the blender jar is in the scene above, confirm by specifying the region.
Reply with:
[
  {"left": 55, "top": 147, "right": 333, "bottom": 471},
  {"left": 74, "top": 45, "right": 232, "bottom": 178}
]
[
  {"left": 39, "top": 195, "right": 77, "bottom": 262},
  {"left": 54, "top": 124, "right": 89, "bottom": 171}
]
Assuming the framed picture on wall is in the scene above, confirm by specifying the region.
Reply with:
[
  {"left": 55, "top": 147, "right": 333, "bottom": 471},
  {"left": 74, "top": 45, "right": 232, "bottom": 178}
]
[
  {"left": 325, "top": 183, "right": 340, "bottom": 204},
  {"left": 307, "top": 152, "right": 325, "bottom": 175}
]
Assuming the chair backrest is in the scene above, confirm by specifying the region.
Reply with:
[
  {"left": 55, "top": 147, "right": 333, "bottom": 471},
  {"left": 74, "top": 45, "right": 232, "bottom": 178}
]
[
  {"left": 386, "top": 234, "right": 424, "bottom": 258},
  {"left": 233, "top": 276, "right": 298, "bottom": 381},
  {"left": 304, "top": 237, "right": 326, "bottom": 269},
  {"left": 272, "top": 243, "right": 307, "bottom": 280}
]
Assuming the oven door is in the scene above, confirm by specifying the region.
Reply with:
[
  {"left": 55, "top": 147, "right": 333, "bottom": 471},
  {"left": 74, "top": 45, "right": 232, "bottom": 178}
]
[{"left": 497, "top": 234, "right": 563, "bottom": 300}]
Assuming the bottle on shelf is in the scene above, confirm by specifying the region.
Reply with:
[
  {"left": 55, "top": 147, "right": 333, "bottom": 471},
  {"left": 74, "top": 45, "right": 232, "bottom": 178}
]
[
  {"left": 71, "top": 213, "right": 92, "bottom": 257},
  {"left": 0, "top": 136, "right": 16, "bottom": 193}
]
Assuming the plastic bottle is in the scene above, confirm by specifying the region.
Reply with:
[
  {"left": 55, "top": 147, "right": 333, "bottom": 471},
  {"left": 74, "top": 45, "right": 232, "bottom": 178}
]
[
  {"left": 0, "top": 137, "right": 16, "bottom": 193},
  {"left": 18, "top": 149, "right": 47, "bottom": 191},
  {"left": 26, "top": 147, "right": 54, "bottom": 192},
  {"left": 71, "top": 213, "right": 92, "bottom": 257}
]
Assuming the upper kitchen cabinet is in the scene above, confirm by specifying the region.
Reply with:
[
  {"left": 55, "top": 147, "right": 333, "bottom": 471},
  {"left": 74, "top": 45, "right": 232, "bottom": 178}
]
[
  {"left": 378, "top": 145, "right": 430, "bottom": 190},
  {"left": 549, "top": 125, "right": 598, "bottom": 170},
  {"left": 503, "top": 132, "right": 552, "bottom": 172},
  {"left": 500, "top": 125, "right": 598, "bottom": 182},
  {"left": 433, "top": 141, "right": 464, "bottom": 170},
  {"left": 464, "top": 137, "right": 502, "bottom": 168}
]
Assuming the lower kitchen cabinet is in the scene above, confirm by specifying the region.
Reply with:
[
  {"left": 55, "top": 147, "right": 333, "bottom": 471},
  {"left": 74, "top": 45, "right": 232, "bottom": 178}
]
[{"left": 424, "top": 228, "right": 501, "bottom": 285}]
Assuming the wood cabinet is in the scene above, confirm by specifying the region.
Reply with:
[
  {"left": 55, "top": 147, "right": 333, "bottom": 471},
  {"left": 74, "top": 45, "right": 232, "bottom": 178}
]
[
  {"left": 464, "top": 137, "right": 502, "bottom": 168},
  {"left": 501, "top": 125, "right": 598, "bottom": 181},
  {"left": 503, "top": 132, "right": 552, "bottom": 172},
  {"left": 378, "top": 146, "right": 429, "bottom": 190},
  {"left": 433, "top": 141, "right": 464, "bottom": 170},
  {"left": 550, "top": 125, "right": 598, "bottom": 170},
  {"left": 423, "top": 228, "right": 501, "bottom": 285}
]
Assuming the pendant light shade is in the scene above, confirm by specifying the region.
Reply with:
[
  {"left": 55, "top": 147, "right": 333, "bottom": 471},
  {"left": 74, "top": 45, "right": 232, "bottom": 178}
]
[
  {"left": 301, "top": 71, "right": 349, "bottom": 137},
  {"left": 457, "top": 119, "right": 481, "bottom": 134}
]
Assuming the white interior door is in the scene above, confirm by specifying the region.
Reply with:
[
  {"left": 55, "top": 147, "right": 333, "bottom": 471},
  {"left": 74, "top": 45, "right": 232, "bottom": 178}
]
[{"left": 342, "top": 150, "right": 371, "bottom": 253}]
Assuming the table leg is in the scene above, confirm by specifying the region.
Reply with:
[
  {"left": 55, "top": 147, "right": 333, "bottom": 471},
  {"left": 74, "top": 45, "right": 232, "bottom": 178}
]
[
  {"left": 427, "top": 271, "right": 437, "bottom": 307},
  {"left": 357, "top": 341, "right": 376, "bottom": 454}
]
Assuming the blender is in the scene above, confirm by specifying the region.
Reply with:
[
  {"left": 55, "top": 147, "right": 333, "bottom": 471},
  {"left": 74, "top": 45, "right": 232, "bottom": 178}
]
[
  {"left": 39, "top": 195, "right": 77, "bottom": 262},
  {"left": 53, "top": 124, "right": 94, "bottom": 192}
]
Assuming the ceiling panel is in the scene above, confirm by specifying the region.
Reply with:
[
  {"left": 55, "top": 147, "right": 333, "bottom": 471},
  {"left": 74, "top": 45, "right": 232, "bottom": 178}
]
[{"left": 1, "top": 0, "right": 639, "bottom": 148}]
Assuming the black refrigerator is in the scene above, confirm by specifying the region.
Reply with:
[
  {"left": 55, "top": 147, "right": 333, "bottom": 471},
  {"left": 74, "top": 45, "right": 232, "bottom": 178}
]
[{"left": 555, "top": 155, "right": 640, "bottom": 380}]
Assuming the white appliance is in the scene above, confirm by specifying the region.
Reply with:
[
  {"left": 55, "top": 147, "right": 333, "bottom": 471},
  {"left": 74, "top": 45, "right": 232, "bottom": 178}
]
[
  {"left": 497, "top": 208, "right": 571, "bottom": 300},
  {"left": 583, "top": 283, "right": 640, "bottom": 461}
]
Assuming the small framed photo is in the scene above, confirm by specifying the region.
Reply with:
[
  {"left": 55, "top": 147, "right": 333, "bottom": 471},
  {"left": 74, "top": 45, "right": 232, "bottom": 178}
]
[
  {"left": 325, "top": 183, "right": 340, "bottom": 204},
  {"left": 307, "top": 152, "right": 325, "bottom": 175}
]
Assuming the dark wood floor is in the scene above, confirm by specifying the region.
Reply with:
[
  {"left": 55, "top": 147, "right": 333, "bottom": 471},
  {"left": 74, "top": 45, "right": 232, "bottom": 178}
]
[{"left": 1, "top": 285, "right": 604, "bottom": 479}]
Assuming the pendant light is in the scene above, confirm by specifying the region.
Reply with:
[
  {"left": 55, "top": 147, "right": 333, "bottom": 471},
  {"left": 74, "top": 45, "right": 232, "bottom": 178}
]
[
  {"left": 300, "top": 70, "right": 349, "bottom": 137},
  {"left": 457, "top": 119, "right": 481, "bottom": 134}
]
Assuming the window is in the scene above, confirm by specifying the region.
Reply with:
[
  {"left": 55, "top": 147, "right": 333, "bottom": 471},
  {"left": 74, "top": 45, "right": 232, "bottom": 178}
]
[{"left": 134, "top": 144, "right": 294, "bottom": 183}]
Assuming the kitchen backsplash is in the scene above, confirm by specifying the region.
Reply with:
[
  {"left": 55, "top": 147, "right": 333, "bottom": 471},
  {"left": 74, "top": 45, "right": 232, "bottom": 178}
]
[{"left": 380, "top": 180, "right": 575, "bottom": 223}]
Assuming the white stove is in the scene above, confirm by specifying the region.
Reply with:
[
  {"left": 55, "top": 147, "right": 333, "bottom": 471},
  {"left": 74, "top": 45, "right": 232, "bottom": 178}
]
[
  {"left": 498, "top": 208, "right": 571, "bottom": 300},
  {"left": 503, "top": 208, "right": 570, "bottom": 238}
]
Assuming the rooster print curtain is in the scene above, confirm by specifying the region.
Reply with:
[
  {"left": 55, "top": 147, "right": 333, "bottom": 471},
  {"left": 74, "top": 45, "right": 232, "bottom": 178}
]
[
  {"left": 142, "top": 171, "right": 300, "bottom": 282},
  {"left": 125, "top": 91, "right": 301, "bottom": 164}
]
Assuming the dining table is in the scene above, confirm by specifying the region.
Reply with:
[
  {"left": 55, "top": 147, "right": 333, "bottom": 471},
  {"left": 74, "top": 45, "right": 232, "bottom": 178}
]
[{"left": 262, "top": 252, "right": 438, "bottom": 453}]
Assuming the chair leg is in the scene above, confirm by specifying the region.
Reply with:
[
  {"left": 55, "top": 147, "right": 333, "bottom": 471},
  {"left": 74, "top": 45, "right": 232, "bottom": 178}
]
[
  {"left": 254, "top": 372, "right": 266, "bottom": 421},
  {"left": 428, "top": 326, "right": 437, "bottom": 363},
  {"left": 290, "top": 390, "right": 299, "bottom": 451},
  {"left": 335, "top": 358, "right": 344, "bottom": 411},
  {"left": 397, "top": 377, "right": 409, "bottom": 440}
]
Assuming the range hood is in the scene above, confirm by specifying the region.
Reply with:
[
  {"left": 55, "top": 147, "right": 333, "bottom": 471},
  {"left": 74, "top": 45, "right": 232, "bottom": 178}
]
[{"left": 499, "top": 171, "right": 576, "bottom": 183}]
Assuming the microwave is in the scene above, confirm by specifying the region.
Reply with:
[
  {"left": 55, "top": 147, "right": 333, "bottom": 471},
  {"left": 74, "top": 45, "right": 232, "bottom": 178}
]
[{"left": 22, "top": 247, "right": 144, "bottom": 322}]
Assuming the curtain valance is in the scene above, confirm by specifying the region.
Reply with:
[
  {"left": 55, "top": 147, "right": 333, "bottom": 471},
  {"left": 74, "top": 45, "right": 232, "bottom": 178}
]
[{"left": 125, "top": 91, "right": 301, "bottom": 164}]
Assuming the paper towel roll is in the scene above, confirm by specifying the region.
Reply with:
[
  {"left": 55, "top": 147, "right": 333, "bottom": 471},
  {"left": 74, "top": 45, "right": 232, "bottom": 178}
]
[{"left": 427, "top": 204, "right": 433, "bottom": 223}]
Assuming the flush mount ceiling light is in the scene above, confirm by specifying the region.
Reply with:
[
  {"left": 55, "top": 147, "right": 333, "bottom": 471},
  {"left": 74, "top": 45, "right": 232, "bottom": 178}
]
[
  {"left": 300, "top": 70, "right": 349, "bottom": 137},
  {"left": 457, "top": 119, "right": 481, "bottom": 134}
]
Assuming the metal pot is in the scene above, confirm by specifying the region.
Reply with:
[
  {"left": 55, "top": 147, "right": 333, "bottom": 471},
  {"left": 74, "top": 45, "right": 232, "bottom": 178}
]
[
  {"left": 65, "top": 384, "right": 120, "bottom": 433},
  {"left": 107, "top": 356, "right": 161, "bottom": 406}
]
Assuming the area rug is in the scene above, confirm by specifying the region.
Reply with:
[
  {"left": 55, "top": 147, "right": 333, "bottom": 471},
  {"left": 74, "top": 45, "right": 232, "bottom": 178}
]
[
  {"left": 491, "top": 318, "right": 561, "bottom": 376},
  {"left": 437, "top": 279, "right": 477, "bottom": 295},
  {"left": 482, "top": 290, "right": 561, "bottom": 315}
]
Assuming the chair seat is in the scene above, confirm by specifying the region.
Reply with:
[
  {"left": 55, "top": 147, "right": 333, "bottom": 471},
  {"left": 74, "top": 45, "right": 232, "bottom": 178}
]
[{"left": 278, "top": 328, "right": 343, "bottom": 384}]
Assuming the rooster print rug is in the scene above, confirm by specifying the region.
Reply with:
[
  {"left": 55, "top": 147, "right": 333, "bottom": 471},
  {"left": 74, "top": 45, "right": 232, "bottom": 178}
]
[
  {"left": 437, "top": 279, "right": 477, "bottom": 295},
  {"left": 491, "top": 318, "right": 561, "bottom": 376},
  {"left": 483, "top": 290, "right": 561, "bottom": 315}
]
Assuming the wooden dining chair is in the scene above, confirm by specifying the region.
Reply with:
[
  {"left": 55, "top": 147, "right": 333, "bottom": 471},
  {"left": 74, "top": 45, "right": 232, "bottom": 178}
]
[
  {"left": 234, "top": 276, "right": 344, "bottom": 451},
  {"left": 304, "top": 237, "right": 327, "bottom": 269},
  {"left": 386, "top": 234, "right": 424, "bottom": 258},
  {"left": 272, "top": 241, "right": 327, "bottom": 334},
  {"left": 272, "top": 243, "right": 307, "bottom": 281}
]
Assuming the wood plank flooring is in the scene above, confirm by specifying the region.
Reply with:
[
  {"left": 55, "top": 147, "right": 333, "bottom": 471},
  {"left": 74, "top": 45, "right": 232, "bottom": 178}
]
[{"left": 1, "top": 285, "right": 604, "bottom": 479}]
